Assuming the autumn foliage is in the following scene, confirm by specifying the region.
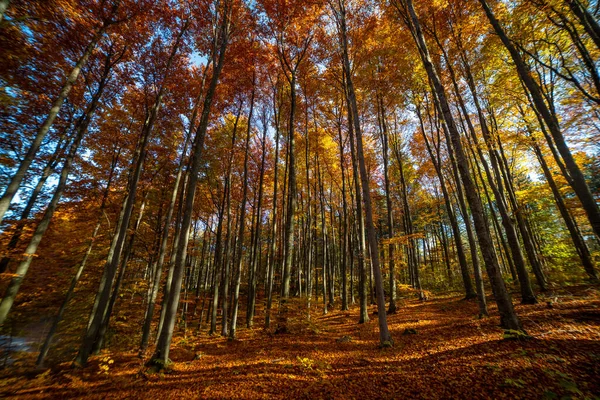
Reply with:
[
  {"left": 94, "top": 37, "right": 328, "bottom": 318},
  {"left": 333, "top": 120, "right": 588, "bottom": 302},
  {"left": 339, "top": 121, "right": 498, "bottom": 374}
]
[{"left": 0, "top": 0, "right": 599, "bottom": 398}]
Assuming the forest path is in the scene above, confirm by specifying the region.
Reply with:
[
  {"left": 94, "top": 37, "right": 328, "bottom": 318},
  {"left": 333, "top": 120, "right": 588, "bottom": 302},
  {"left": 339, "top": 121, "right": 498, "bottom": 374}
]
[{"left": 1, "top": 287, "right": 599, "bottom": 399}]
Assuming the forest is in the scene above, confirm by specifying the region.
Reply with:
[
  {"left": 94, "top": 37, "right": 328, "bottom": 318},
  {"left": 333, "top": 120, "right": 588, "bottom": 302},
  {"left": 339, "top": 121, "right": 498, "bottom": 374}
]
[{"left": 0, "top": 0, "right": 599, "bottom": 398}]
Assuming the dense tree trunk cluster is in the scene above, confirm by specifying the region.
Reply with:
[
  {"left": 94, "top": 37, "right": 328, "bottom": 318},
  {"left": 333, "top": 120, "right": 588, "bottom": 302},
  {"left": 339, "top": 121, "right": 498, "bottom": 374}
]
[{"left": 0, "top": 0, "right": 598, "bottom": 368}]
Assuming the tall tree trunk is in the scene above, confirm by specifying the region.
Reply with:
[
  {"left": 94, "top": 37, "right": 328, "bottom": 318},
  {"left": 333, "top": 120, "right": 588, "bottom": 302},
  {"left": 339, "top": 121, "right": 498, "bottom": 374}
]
[
  {"left": 220, "top": 179, "right": 233, "bottom": 337},
  {"left": 392, "top": 139, "right": 424, "bottom": 299},
  {"left": 281, "top": 71, "right": 298, "bottom": 299},
  {"left": 455, "top": 49, "right": 542, "bottom": 297},
  {"left": 247, "top": 100, "right": 266, "bottom": 329},
  {"left": 0, "top": 135, "right": 70, "bottom": 273},
  {"left": 245, "top": 94, "right": 259, "bottom": 329},
  {"left": 478, "top": 0, "right": 600, "bottom": 241},
  {"left": 335, "top": 0, "right": 391, "bottom": 345},
  {"left": 76, "top": 46, "right": 177, "bottom": 365},
  {"left": 453, "top": 82, "right": 537, "bottom": 303},
  {"left": 493, "top": 121, "right": 547, "bottom": 290},
  {"left": 151, "top": 8, "right": 229, "bottom": 366},
  {"left": 377, "top": 95, "right": 400, "bottom": 312},
  {"left": 156, "top": 170, "right": 189, "bottom": 338},
  {"left": 451, "top": 162, "right": 489, "bottom": 316},
  {"left": 265, "top": 96, "right": 281, "bottom": 328},
  {"left": 401, "top": 0, "right": 522, "bottom": 331},
  {"left": 36, "top": 141, "right": 119, "bottom": 368},
  {"left": 415, "top": 103, "right": 476, "bottom": 299},
  {"left": 208, "top": 194, "right": 227, "bottom": 336},
  {"left": 565, "top": 0, "right": 600, "bottom": 51},
  {"left": 229, "top": 90, "right": 252, "bottom": 337},
  {"left": 139, "top": 134, "right": 190, "bottom": 354},
  {"left": 346, "top": 87, "right": 369, "bottom": 324},
  {"left": 0, "top": 23, "right": 109, "bottom": 224},
  {"left": 0, "top": 54, "right": 112, "bottom": 326},
  {"left": 336, "top": 111, "right": 349, "bottom": 311},
  {"left": 220, "top": 101, "right": 243, "bottom": 337},
  {"left": 327, "top": 183, "right": 336, "bottom": 307},
  {"left": 305, "top": 130, "right": 313, "bottom": 303},
  {"left": 531, "top": 137, "right": 598, "bottom": 281},
  {"left": 317, "top": 154, "right": 328, "bottom": 314},
  {"left": 94, "top": 194, "right": 148, "bottom": 353}
]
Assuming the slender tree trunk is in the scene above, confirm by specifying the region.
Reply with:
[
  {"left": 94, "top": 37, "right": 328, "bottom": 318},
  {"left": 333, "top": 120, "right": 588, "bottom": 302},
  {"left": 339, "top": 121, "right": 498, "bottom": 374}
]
[
  {"left": 335, "top": 0, "right": 391, "bottom": 345},
  {"left": 265, "top": 103, "right": 281, "bottom": 328},
  {"left": 220, "top": 101, "right": 243, "bottom": 337},
  {"left": 402, "top": 0, "right": 522, "bottom": 330},
  {"left": 452, "top": 165, "right": 488, "bottom": 316},
  {"left": 390, "top": 134, "right": 424, "bottom": 299},
  {"left": 77, "top": 82, "right": 162, "bottom": 365},
  {"left": 0, "top": 55, "right": 112, "bottom": 326},
  {"left": 156, "top": 170, "right": 189, "bottom": 338},
  {"left": 565, "top": 0, "right": 600, "bottom": 51},
  {"left": 479, "top": 0, "right": 600, "bottom": 241},
  {"left": 317, "top": 154, "right": 328, "bottom": 315},
  {"left": 0, "top": 135, "right": 70, "bottom": 273},
  {"left": 0, "top": 24, "right": 108, "bottom": 224},
  {"left": 305, "top": 142, "right": 313, "bottom": 302},
  {"left": 151, "top": 9, "right": 229, "bottom": 366},
  {"left": 346, "top": 89, "right": 369, "bottom": 324},
  {"left": 245, "top": 91, "right": 259, "bottom": 329},
  {"left": 347, "top": 173, "right": 356, "bottom": 305},
  {"left": 377, "top": 95, "right": 399, "bottom": 312},
  {"left": 532, "top": 137, "right": 598, "bottom": 281},
  {"left": 281, "top": 70, "right": 298, "bottom": 299},
  {"left": 494, "top": 128, "right": 548, "bottom": 291},
  {"left": 220, "top": 180, "right": 233, "bottom": 337},
  {"left": 337, "top": 113, "right": 349, "bottom": 311},
  {"left": 327, "top": 184, "right": 336, "bottom": 306},
  {"left": 229, "top": 90, "right": 252, "bottom": 338},
  {"left": 247, "top": 101, "right": 266, "bottom": 329},
  {"left": 94, "top": 194, "right": 148, "bottom": 353},
  {"left": 455, "top": 52, "right": 540, "bottom": 299},
  {"left": 36, "top": 144, "right": 119, "bottom": 367},
  {"left": 416, "top": 104, "right": 476, "bottom": 299},
  {"left": 139, "top": 135, "right": 189, "bottom": 354}
]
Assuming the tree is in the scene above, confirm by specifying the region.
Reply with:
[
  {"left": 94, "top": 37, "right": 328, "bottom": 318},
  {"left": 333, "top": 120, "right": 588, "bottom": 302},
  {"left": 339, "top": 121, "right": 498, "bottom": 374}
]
[
  {"left": 331, "top": 0, "right": 392, "bottom": 346},
  {"left": 150, "top": 0, "right": 233, "bottom": 367},
  {"left": 395, "top": 0, "right": 522, "bottom": 331},
  {"left": 0, "top": 1, "right": 125, "bottom": 224}
]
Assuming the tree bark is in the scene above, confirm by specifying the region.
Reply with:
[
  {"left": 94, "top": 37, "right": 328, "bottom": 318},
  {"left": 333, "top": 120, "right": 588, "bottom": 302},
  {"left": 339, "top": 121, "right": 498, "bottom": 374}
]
[
  {"left": 0, "top": 135, "right": 70, "bottom": 273},
  {"left": 336, "top": 109, "right": 349, "bottom": 311},
  {"left": 247, "top": 97, "right": 266, "bottom": 330},
  {"left": 0, "top": 52, "right": 112, "bottom": 326},
  {"left": 346, "top": 86, "right": 369, "bottom": 324},
  {"left": 415, "top": 102, "right": 476, "bottom": 299},
  {"left": 0, "top": 24, "right": 108, "bottom": 224},
  {"left": 334, "top": 0, "right": 391, "bottom": 345},
  {"left": 479, "top": 0, "right": 600, "bottom": 241},
  {"left": 531, "top": 135, "right": 597, "bottom": 281},
  {"left": 220, "top": 101, "right": 243, "bottom": 337},
  {"left": 401, "top": 0, "right": 522, "bottom": 330},
  {"left": 377, "top": 95, "right": 400, "bottom": 312},
  {"left": 281, "top": 71, "right": 297, "bottom": 299},
  {"left": 139, "top": 134, "right": 189, "bottom": 354},
  {"left": 565, "top": 0, "right": 600, "bottom": 51},
  {"left": 265, "top": 90, "right": 281, "bottom": 328},
  {"left": 151, "top": 8, "right": 229, "bottom": 366}
]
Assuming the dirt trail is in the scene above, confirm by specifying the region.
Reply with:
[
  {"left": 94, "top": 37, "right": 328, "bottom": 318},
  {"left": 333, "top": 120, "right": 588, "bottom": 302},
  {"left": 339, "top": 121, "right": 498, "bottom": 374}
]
[{"left": 1, "top": 289, "right": 599, "bottom": 399}]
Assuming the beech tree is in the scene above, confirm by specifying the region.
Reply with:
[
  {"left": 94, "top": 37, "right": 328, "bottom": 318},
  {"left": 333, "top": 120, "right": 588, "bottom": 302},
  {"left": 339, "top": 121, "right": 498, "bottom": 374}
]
[{"left": 2, "top": 0, "right": 600, "bottom": 374}]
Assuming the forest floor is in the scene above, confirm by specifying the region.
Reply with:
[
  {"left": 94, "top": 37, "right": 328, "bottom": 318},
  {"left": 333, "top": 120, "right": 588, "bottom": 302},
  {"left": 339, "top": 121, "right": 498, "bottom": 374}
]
[{"left": 0, "top": 286, "right": 599, "bottom": 399}]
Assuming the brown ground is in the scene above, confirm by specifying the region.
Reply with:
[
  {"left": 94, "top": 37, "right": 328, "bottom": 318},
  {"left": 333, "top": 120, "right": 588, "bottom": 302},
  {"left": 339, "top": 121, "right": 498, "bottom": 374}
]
[{"left": 0, "top": 287, "right": 599, "bottom": 399}]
